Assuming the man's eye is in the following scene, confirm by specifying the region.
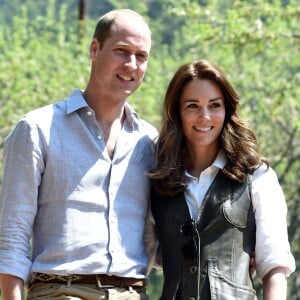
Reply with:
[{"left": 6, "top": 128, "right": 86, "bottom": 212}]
[
  {"left": 137, "top": 54, "right": 148, "bottom": 61},
  {"left": 115, "top": 48, "right": 127, "bottom": 54}
]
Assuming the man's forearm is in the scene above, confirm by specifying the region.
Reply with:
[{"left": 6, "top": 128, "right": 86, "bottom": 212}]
[{"left": 0, "top": 274, "right": 24, "bottom": 300}]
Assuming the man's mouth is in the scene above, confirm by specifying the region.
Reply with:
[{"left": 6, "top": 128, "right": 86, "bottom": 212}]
[{"left": 117, "top": 74, "right": 134, "bottom": 82}]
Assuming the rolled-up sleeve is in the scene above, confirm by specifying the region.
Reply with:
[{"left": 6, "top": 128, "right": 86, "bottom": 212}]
[
  {"left": 0, "top": 118, "right": 44, "bottom": 282},
  {"left": 252, "top": 165, "right": 296, "bottom": 281}
]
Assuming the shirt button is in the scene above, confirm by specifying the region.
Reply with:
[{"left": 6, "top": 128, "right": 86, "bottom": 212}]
[
  {"left": 87, "top": 111, "right": 92, "bottom": 116},
  {"left": 97, "top": 134, "right": 102, "bottom": 140}
]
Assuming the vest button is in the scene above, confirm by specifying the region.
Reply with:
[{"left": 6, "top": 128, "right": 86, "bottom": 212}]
[{"left": 190, "top": 266, "right": 197, "bottom": 274}]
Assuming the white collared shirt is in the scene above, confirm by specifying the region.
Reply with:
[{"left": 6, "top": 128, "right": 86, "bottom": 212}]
[{"left": 184, "top": 151, "right": 296, "bottom": 280}]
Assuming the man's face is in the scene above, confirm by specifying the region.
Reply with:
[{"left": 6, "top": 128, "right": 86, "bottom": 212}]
[{"left": 90, "top": 17, "right": 151, "bottom": 102}]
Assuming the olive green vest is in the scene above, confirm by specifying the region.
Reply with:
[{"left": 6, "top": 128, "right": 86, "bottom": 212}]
[{"left": 151, "top": 170, "right": 257, "bottom": 300}]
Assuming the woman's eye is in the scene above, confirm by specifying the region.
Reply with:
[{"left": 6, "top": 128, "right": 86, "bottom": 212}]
[
  {"left": 210, "top": 101, "right": 223, "bottom": 108},
  {"left": 211, "top": 103, "right": 220, "bottom": 108},
  {"left": 187, "top": 104, "right": 197, "bottom": 109}
]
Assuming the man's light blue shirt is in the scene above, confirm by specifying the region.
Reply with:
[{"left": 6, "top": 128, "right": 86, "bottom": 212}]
[{"left": 0, "top": 89, "right": 158, "bottom": 284}]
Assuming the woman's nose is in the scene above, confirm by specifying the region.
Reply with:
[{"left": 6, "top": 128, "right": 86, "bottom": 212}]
[{"left": 197, "top": 107, "right": 210, "bottom": 118}]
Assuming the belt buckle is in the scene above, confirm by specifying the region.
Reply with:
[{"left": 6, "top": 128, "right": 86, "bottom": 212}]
[
  {"left": 67, "top": 274, "right": 83, "bottom": 282},
  {"left": 96, "top": 275, "right": 114, "bottom": 288}
]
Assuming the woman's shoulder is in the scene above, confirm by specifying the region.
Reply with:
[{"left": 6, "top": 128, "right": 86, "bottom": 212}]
[
  {"left": 252, "top": 163, "right": 278, "bottom": 182},
  {"left": 252, "top": 163, "right": 283, "bottom": 198}
]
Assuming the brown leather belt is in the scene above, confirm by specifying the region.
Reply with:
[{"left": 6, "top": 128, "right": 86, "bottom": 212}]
[{"left": 32, "top": 273, "right": 145, "bottom": 287}]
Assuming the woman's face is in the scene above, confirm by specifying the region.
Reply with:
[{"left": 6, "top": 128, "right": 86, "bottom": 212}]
[{"left": 180, "top": 79, "right": 225, "bottom": 152}]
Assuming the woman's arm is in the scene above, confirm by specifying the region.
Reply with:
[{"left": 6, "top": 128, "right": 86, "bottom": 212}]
[
  {"left": 262, "top": 266, "right": 287, "bottom": 300},
  {"left": 0, "top": 274, "right": 24, "bottom": 300},
  {"left": 252, "top": 165, "right": 295, "bottom": 281}
]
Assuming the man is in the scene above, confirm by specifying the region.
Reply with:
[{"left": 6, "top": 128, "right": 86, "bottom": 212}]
[{"left": 0, "top": 9, "right": 157, "bottom": 299}]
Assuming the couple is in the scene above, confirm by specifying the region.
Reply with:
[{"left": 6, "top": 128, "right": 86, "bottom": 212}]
[{"left": 0, "top": 8, "right": 295, "bottom": 300}]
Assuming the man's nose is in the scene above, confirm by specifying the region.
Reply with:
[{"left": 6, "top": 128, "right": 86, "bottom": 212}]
[{"left": 124, "top": 55, "right": 137, "bottom": 69}]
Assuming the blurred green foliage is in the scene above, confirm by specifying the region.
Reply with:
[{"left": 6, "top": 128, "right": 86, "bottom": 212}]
[{"left": 0, "top": 0, "right": 299, "bottom": 299}]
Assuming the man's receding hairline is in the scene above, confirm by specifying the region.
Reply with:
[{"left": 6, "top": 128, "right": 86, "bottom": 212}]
[
  {"left": 100, "top": 9, "right": 149, "bottom": 26},
  {"left": 93, "top": 9, "right": 150, "bottom": 45}
]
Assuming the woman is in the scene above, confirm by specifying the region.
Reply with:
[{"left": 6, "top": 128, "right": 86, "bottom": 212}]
[{"left": 150, "top": 60, "right": 295, "bottom": 300}]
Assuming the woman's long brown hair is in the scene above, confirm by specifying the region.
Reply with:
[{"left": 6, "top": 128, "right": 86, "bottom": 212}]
[{"left": 150, "top": 59, "right": 268, "bottom": 196}]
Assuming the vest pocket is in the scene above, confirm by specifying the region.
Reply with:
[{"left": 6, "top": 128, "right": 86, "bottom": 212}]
[
  {"left": 207, "top": 260, "right": 257, "bottom": 300},
  {"left": 222, "top": 187, "right": 251, "bottom": 228}
]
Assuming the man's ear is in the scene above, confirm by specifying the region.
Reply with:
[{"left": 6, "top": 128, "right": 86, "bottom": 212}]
[{"left": 90, "top": 38, "right": 99, "bottom": 59}]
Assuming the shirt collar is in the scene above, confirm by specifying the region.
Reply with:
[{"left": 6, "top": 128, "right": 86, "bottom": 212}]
[
  {"left": 65, "top": 89, "right": 88, "bottom": 114},
  {"left": 123, "top": 102, "right": 140, "bottom": 130},
  {"left": 184, "top": 149, "right": 227, "bottom": 180},
  {"left": 65, "top": 89, "right": 140, "bottom": 131},
  {"left": 213, "top": 149, "right": 227, "bottom": 169}
]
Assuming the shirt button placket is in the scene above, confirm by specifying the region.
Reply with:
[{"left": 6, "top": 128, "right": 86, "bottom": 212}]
[{"left": 108, "top": 175, "right": 118, "bottom": 261}]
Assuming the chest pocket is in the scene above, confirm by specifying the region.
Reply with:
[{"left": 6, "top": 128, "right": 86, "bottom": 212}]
[{"left": 222, "top": 177, "right": 252, "bottom": 228}]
